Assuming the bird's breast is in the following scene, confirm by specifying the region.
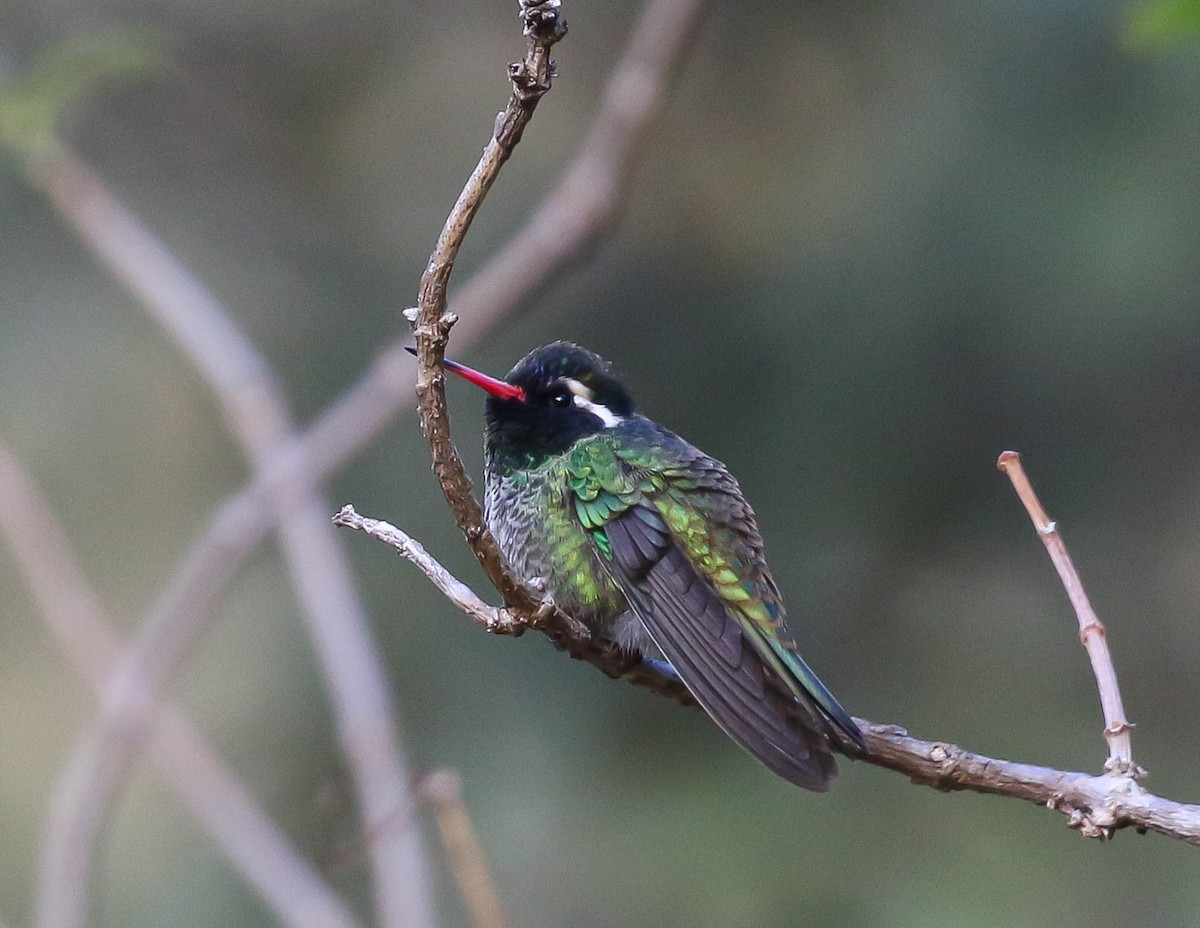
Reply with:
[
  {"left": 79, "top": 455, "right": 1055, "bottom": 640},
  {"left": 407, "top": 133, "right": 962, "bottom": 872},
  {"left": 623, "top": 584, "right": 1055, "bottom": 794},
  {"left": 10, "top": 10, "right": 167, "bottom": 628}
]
[{"left": 484, "top": 466, "right": 628, "bottom": 634}]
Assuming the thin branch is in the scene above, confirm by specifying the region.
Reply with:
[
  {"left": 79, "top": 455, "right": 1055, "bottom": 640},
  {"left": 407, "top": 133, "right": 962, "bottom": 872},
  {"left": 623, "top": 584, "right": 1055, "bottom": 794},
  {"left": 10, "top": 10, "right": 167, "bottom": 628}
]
[
  {"left": 417, "top": 770, "right": 510, "bottom": 928},
  {"left": 413, "top": 0, "right": 568, "bottom": 617},
  {"left": 859, "top": 723, "right": 1199, "bottom": 844},
  {"left": 0, "top": 440, "right": 363, "bottom": 928},
  {"left": 334, "top": 506, "right": 693, "bottom": 703},
  {"left": 343, "top": 0, "right": 1200, "bottom": 858},
  {"left": 407, "top": 0, "right": 706, "bottom": 611},
  {"left": 338, "top": 505, "right": 1200, "bottom": 846},
  {"left": 404, "top": 0, "right": 701, "bottom": 682},
  {"left": 997, "top": 451, "right": 1137, "bottom": 773},
  {"left": 29, "top": 148, "right": 433, "bottom": 928},
  {"left": 334, "top": 506, "right": 523, "bottom": 634}
]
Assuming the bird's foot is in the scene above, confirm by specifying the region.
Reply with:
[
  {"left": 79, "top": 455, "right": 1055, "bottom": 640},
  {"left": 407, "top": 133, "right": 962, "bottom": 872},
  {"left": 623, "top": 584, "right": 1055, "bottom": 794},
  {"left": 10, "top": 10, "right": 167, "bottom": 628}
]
[
  {"left": 522, "top": 578, "right": 557, "bottom": 623},
  {"left": 532, "top": 595, "right": 557, "bottom": 624}
]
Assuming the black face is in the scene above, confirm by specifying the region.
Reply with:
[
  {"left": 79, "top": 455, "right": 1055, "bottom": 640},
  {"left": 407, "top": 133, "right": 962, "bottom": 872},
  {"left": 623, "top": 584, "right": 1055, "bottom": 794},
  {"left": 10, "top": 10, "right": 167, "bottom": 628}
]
[{"left": 485, "top": 342, "right": 635, "bottom": 472}]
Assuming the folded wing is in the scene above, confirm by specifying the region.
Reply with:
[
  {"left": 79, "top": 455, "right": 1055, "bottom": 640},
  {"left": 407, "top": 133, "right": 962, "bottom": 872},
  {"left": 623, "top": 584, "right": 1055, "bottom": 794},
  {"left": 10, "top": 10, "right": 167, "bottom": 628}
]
[{"left": 603, "top": 504, "right": 839, "bottom": 790}]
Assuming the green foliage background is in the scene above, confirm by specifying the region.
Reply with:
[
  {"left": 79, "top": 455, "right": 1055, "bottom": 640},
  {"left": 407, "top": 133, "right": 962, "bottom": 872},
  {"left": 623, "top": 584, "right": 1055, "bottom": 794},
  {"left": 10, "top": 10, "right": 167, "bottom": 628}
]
[{"left": 2, "top": 1, "right": 1199, "bottom": 926}]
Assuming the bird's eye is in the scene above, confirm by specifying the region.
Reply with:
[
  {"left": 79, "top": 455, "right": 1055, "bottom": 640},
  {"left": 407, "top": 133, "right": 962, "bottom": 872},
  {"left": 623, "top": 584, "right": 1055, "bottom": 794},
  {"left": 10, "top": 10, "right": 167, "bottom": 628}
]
[{"left": 550, "top": 391, "right": 571, "bottom": 408}]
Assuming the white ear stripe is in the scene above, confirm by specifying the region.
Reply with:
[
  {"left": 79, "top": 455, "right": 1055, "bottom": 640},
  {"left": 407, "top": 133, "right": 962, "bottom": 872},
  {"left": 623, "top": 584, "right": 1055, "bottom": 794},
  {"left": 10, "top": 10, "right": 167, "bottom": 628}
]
[
  {"left": 564, "top": 377, "right": 622, "bottom": 428},
  {"left": 572, "top": 394, "right": 622, "bottom": 427}
]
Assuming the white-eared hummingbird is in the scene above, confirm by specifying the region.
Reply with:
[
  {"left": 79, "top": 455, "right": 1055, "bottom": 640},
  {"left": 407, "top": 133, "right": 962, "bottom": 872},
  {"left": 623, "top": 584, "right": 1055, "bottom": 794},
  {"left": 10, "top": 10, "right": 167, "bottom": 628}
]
[{"left": 411, "top": 342, "right": 864, "bottom": 789}]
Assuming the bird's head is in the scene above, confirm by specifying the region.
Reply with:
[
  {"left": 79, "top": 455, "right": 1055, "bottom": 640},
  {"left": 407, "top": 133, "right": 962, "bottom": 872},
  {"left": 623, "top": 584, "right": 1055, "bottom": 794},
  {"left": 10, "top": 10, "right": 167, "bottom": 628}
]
[{"left": 409, "top": 341, "right": 635, "bottom": 469}]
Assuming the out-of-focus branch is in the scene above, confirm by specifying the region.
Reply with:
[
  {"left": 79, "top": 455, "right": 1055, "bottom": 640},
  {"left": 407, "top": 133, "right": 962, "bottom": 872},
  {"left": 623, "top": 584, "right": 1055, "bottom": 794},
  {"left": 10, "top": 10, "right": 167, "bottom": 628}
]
[
  {"left": 30, "top": 148, "right": 434, "bottom": 928},
  {"left": 0, "top": 440, "right": 363, "bottom": 928},
  {"left": 56, "top": 0, "right": 704, "bottom": 735},
  {"left": 417, "top": 770, "right": 510, "bottom": 928},
  {"left": 997, "top": 451, "right": 1137, "bottom": 774},
  {"left": 338, "top": 505, "right": 1200, "bottom": 846},
  {"left": 20, "top": 1, "right": 702, "bottom": 918}
]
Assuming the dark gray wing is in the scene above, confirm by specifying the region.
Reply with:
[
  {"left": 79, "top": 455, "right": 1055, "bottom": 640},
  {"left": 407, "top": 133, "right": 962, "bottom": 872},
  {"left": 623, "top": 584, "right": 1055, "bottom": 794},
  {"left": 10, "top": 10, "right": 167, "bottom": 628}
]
[{"left": 604, "top": 504, "right": 838, "bottom": 791}]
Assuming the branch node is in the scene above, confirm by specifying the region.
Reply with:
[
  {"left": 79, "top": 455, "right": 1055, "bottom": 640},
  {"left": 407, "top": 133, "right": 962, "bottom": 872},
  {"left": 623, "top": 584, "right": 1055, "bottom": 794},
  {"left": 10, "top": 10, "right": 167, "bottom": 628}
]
[
  {"left": 1103, "top": 756, "right": 1146, "bottom": 778},
  {"left": 519, "top": 0, "right": 568, "bottom": 41},
  {"left": 531, "top": 592, "right": 558, "bottom": 626},
  {"left": 414, "top": 314, "right": 456, "bottom": 344},
  {"left": 1067, "top": 808, "right": 1113, "bottom": 841},
  {"left": 487, "top": 609, "right": 528, "bottom": 637}
]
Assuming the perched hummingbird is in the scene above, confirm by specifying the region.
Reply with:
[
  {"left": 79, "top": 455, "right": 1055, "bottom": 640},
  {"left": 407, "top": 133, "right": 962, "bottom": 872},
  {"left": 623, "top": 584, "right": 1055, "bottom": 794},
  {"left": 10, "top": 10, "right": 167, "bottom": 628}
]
[{"left": 425, "top": 341, "right": 864, "bottom": 790}]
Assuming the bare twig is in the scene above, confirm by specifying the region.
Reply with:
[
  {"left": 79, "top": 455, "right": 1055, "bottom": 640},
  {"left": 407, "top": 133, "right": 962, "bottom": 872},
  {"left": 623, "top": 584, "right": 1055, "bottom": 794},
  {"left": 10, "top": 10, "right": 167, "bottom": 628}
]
[
  {"left": 859, "top": 723, "right": 1198, "bottom": 843},
  {"left": 340, "top": 504, "right": 1200, "bottom": 846},
  {"left": 334, "top": 506, "right": 691, "bottom": 702},
  {"left": 334, "top": 506, "right": 524, "bottom": 634},
  {"left": 407, "top": 0, "right": 716, "bottom": 682},
  {"left": 341, "top": 0, "right": 1198, "bottom": 857},
  {"left": 413, "top": 0, "right": 568, "bottom": 617},
  {"left": 0, "top": 440, "right": 362, "bottom": 928},
  {"left": 404, "top": 0, "right": 697, "bottom": 687},
  {"left": 997, "top": 451, "right": 1136, "bottom": 774},
  {"left": 417, "top": 770, "right": 510, "bottom": 928},
  {"left": 30, "top": 147, "right": 433, "bottom": 928}
]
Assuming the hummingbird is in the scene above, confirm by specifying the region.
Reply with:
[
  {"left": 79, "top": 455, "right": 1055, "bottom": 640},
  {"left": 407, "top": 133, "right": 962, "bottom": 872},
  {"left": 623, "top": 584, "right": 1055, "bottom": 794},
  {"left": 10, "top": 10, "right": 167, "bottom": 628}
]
[{"left": 420, "top": 341, "right": 864, "bottom": 790}]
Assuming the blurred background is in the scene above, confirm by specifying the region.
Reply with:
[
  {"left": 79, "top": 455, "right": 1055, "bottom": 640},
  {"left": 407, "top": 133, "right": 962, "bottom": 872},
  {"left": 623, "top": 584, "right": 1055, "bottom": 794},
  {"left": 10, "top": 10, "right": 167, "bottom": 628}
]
[{"left": 2, "top": 0, "right": 1200, "bottom": 926}]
